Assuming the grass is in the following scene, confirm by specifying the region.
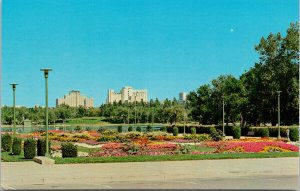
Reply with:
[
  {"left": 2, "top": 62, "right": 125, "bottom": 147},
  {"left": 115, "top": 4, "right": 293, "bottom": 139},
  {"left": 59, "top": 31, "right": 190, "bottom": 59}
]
[
  {"left": 77, "top": 146, "right": 101, "bottom": 153},
  {"left": 1, "top": 151, "right": 33, "bottom": 162},
  {"left": 64, "top": 117, "right": 111, "bottom": 125},
  {"left": 54, "top": 152, "right": 299, "bottom": 164}
]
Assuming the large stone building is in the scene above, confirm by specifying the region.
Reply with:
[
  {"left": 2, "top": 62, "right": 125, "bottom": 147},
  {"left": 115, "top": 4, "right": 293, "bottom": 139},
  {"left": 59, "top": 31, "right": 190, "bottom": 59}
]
[
  {"left": 56, "top": 90, "right": 94, "bottom": 108},
  {"left": 179, "top": 92, "right": 187, "bottom": 103},
  {"left": 107, "top": 86, "right": 148, "bottom": 104}
]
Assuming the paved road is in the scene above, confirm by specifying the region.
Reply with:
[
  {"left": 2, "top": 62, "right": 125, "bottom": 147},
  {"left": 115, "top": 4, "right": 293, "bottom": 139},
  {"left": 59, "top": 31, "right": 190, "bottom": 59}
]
[
  {"left": 5, "top": 175, "right": 299, "bottom": 190},
  {"left": 1, "top": 157, "right": 299, "bottom": 190}
]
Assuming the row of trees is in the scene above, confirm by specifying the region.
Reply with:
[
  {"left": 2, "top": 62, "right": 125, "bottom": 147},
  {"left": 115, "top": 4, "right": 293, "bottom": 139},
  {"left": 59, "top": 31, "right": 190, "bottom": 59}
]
[
  {"left": 1, "top": 105, "right": 100, "bottom": 125},
  {"left": 2, "top": 23, "right": 298, "bottom": 126},
  {"left": 187, "top": 22, "right": 299, "bottom": 126}
]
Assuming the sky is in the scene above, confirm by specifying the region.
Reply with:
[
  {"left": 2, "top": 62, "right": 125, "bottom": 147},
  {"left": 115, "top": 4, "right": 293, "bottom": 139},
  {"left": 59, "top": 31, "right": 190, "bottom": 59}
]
[{"left": 2, "top": 0, "right": 299, "bottom": 107}]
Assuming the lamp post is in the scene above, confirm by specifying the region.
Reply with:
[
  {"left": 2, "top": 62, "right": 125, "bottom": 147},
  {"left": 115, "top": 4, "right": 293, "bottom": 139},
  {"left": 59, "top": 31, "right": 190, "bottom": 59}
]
[
  {"left": 10, "top": 83, "right": 18, "bottom": 136},
  {"left": 183, "top": 101, "right": 186, "bottom": 135},
  {"left": 277, "top": 91, "right": 282, "bottom": 139},
  {"left": 222, "top": 96, "right": 225, "bottom": 137},
  {"left": 134, "top": 94, "right": 137, "bottom": 125},
  {"left": 40, "top": 68, "right": 52, "bottom": 157}
]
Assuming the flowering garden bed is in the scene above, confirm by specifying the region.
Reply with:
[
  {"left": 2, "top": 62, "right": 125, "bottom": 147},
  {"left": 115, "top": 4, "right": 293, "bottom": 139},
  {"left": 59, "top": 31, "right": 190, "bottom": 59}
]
[{"left": 1, "top": 130, "right": 299, "bottom": 163}]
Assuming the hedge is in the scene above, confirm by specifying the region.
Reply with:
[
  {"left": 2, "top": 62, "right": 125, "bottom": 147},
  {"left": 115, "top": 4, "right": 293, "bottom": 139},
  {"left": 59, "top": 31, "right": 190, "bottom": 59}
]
[
  {"left": 24, "top": 138, "right": 36, "bottom": 159},
  {"left": 62, "top": 143, "right": 78, "bottom": 158},
  {"left": 37, "top": 138, "right": 51, "bottom": 156},
  {"left": 117, "top": 126, "right": 122, "bottom": 133},
  {"left": 12, "top": 137, "right": 22, "bottom": 155},
  {"left": 173, "top": 127, "right": 179, "bottom": 136},
  {"left": 289, "top": 128, "right": 299, "bottom": 141},
  {"left": 1, "top": 134, "right": 12, "bottom": 152},
  {"left": 232, "top": 126, "right": 241, "bottom": 139}
]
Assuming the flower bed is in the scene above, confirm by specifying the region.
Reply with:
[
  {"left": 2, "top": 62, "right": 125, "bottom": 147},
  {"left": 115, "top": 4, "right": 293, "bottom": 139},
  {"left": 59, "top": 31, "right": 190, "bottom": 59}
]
[{"left": 203, "top": 140, "right": 299, "bottom": 153}]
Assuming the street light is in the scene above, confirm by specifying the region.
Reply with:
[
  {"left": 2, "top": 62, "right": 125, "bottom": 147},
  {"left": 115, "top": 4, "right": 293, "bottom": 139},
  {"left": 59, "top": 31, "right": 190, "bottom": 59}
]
[
  {"left": 40, "top": 68, "right": 52, "bottom": 157},
  {"left": 10, "top": 83, "right": 18, "bottom": 136},
  {"left": 277, "top": 91, "right": 282, "bottom": 139},
  {"left": 222, "top": 96, "right": 225, "bottom": 137}
]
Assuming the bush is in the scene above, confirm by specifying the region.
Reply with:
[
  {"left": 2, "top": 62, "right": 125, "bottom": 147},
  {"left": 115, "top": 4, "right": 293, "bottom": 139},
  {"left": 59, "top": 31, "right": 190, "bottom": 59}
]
[
  {"left": 74, "top": 126, "right": 81, "bottom": 132},
  {"left": 97, "top": 127, "right": 106, "bottom": 133},
  {"left": 61, "top": 143, "right": 77, "bottom": 158},
  {"left": 190, "top": 127, "right": 196, "bottom": 135},
  {"left": 1, "top": 134, "right": 12, "bottom": 152},
  {"left": 85, "top": 127, "right": 91, "bottom": 131},
  {"left": 12, "top": 137, "right": 22, "bottom": 155},
  {"left": 37, "top": 138, "right": 51, "bottom": 156},
  {"left": 209, "top": 128, "right": 223, "bottom": 141},
  {"left": 117, "top": 126, "right": 122, "bottom": 133},
  {"left": 147, "top": 125, "right": 153, "bottom": 132},
  {"left": 232, "top": 126, "right": 241, "bottom": 139},
  {"left": 97, "top": 135, "right": 117, "bottom": 142},
  {"left": 128, "top": 126, "right": 133, "bottom": 132},
  {"left": 173, "top": 127, "right": 179, "bottom": 136},
  {"left": 24, "top": 138, "right": 36, "bottom": 159},
  {"left": 136, "top": 126, "right": 142, "bottom": 132},
  {"left": 289, "top": 128, "right": 299, "bottom": 141},
  {"left": 258, "top": 128, "right": 269, "bottom": 138},
  {"left": 160, "top": 126, "right": 167, "bottom": 132}
]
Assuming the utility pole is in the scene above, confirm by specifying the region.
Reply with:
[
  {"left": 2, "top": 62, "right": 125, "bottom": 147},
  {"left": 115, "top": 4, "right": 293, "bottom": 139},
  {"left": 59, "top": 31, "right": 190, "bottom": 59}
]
[{"left": 277, "top": 91, "right": 282, "bottom": 139}]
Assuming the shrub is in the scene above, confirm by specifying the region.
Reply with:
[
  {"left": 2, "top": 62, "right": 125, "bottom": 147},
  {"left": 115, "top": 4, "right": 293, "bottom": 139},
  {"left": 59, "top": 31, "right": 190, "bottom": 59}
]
[
  {"left": 258, "top": 128, "right": 269, "bottom": 138},
  {"left": 1, "top": 134, "right": 12, "bottom": 152},
  {"left": 97, "top": 127, "right": 106, "bottom": 133},
  {"left": 136, "top": 126, "right": 142, "bottom": 132},
  {"left": 117, "top": 126, "right": 122, "bottom": 133},
  {"left": 97, "top": 135, "right": 117, "bottom": 142},
  {"left": 173, "top": 127, "right": 179, "bottom": 136},
  {"left": 160, "top": 126, "right": 167, "bottom": 132},
  {"left": 128, "top": 126, "right": 133, "bottom": 132},
  {"left": 74, "top": 126, "right": 81, "bottom": 132},
  {"left": 37, "top": 138, "right": 51, "bottom": 156},
  {"left": 241, "top": 126, "right": 250, "bottom": 136},
  {"left": 24, "top": 138, "right": 36, "bottom": 159},
  {"left": 85, "top": 127, "right": 91, "bottom": 131},
  {"left": 232, "top": 126, "right": 241, "bottom": 139},
  {"left": 289, "top": 128, "right": 299, "bottom": 141},
  {"left": 147, "top": 125, "right": 153, "bottom": 132},
  {"left": 61, "top": 143, "right": 78, "bottom": 158},
  {"left": 177, "top": 144, "right": 192, "bottom": 154},
  {"left": 12, "top": 137, "right": 22, "bottom": 155},
  {"left": 190, "top": 127, "right": 196, "bottom": 135},
  {"left": 209, "top": 128, "right": 223, "bottom": 141}
]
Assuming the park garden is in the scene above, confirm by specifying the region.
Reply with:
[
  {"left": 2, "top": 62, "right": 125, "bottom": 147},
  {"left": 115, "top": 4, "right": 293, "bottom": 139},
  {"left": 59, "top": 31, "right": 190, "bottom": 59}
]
[{"left": 1, "top": 125, "right": 299, "bottom": 164}]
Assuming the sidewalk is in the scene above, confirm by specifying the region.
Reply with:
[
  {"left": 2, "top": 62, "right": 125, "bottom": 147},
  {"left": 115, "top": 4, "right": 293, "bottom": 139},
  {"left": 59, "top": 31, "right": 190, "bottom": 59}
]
[{"left": 1, "top": 157, "right": 299, "bottom": 187}]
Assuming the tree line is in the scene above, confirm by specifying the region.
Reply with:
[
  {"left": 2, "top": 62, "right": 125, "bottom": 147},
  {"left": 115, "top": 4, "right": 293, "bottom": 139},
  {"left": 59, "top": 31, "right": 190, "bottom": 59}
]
[
  {"left": 187, "top": 22, "right": 299, "bottom": 126},
  {"left": 2, "top": 23, "right": 298, "bottom": 127}
]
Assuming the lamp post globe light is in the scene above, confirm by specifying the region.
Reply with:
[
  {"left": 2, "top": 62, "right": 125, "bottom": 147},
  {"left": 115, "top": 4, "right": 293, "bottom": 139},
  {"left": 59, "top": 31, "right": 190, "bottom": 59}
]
[
  {"left": 276, "top": 91, "right": 282, "bottom": 139},
  {"left": 10, "top": 83, "right": 18, "bottom": 136},
  {"left": 40, "top": 68, "right": 52, "bottom": 157},
  {"left": 222, "top": 96, "right": 225, "bottom": 137}
]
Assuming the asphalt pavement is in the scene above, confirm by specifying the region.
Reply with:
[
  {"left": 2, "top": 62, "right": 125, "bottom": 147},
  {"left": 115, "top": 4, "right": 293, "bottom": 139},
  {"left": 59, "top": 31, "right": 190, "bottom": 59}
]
[{"left": 1, "top": 157, "right": 299, "bottom": 190}]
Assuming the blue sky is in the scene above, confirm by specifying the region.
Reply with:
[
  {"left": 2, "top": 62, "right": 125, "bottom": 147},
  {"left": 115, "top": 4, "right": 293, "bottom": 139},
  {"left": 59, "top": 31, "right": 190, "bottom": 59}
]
[{"left": 2, "top": 0, "right": 298, "bottom": 107}]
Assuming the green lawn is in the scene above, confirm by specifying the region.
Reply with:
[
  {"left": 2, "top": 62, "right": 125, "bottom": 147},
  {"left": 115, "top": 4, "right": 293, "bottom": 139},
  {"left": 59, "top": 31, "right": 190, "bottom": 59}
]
[
  {"left": 77, "top": 146, "right": 102, "bottom": 153},
  {"left": 1, "top": 151, "right": 32, "bottom": 162},
  {"left": 64, "top": 117, "right": 111, "bottom": 125},
  {"left": 54, "top": 152, "right": 299, "bottom": 164}
]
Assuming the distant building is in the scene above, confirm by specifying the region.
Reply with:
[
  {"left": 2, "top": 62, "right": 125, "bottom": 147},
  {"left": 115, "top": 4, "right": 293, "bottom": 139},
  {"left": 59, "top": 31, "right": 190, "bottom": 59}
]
[
  {"left": 179, "top": 92, "right": 187, "bottom": 103},
  {"left": 56, "top": 90, "right": 94, "bottom": 108},
  {"left": 107, "top": 86, "right": 148, "bottom": 104}
]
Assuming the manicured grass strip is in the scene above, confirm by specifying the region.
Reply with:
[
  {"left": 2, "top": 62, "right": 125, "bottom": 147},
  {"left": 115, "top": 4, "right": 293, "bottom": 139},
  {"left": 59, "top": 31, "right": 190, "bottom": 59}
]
[
  {"left": 1, "top": 151, "right": 32, "bottom": 162},
  {"left": 54, "top": 152, "right": 299, "bottom": 164}
]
